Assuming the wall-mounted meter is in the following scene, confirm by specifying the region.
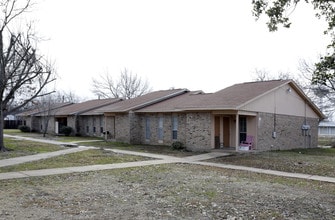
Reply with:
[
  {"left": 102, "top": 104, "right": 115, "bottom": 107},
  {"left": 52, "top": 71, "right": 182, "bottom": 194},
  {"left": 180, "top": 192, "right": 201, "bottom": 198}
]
[{"left": 301, "top": 124, "right": 311, "bottom": 136}]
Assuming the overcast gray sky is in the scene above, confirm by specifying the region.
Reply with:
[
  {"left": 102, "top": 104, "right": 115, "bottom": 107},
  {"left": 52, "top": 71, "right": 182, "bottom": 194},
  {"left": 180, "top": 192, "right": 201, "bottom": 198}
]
[{"left": 32, "top": 0, "right": 328, "bottom": 99}]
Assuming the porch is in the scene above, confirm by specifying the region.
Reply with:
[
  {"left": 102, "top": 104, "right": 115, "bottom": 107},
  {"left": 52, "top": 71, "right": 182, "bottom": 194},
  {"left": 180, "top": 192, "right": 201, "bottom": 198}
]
[{"left": 212, "top": 111, "right": 257, "bottom": 151}]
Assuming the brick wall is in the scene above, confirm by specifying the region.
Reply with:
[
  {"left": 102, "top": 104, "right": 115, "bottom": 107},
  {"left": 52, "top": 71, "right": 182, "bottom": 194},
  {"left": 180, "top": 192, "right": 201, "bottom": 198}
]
[
  {"left": 133, "top": 113, "right": 181, "bottom": 146},
  {"left": 132, "top": 112, "right": 212, "bottom": 151},
  {"left": 29, "top": 116, "right": 56, "bottom": 134},
  {"left": 185, "top": 112, "right": 212, "bottom": 151},
  {"left": 130, "top": 112, "right": 143, "bottom": 144},
  {"left": 105, "top": 116, "right": 115, "bottom": 139},
  {"left": 76, "top": 115, "right": 105, "bottom": 137},
  {"left": 123, "top": 113, "right": 190, "bottom": 147},
  {"left": 115, "top": 114, "right": 131, "bottom": 143},
  {"left": 257, "top": 112, "right": 319, "bottom": 151}
]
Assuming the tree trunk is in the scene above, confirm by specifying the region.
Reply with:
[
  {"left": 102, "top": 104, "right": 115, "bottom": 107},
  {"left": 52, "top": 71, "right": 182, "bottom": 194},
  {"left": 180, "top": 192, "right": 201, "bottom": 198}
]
[
  {"left": 43, "top": 116, "right": 50, "bottom": 137},
  {"left": 0, "top": 108, "right": 5, "bottom": 151}
]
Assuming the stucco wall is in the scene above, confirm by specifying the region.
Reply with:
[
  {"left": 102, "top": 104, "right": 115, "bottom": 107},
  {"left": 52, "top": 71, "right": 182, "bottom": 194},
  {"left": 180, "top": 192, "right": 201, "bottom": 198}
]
[
  {"left": 241, "top": 84, "right": 319, "bottom": 118},
  {"left": 257, "top": 112, "right": 319, "bottom": 151}
]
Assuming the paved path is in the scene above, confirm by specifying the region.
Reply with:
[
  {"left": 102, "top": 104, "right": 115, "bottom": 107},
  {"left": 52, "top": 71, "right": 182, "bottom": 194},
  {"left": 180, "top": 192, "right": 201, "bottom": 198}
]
[
  {"left": 1, "top": 135, "right": 335, "bottom": 183},
  {"left": 4, "top": 134, "right": 79, "bottom": 146},
  {"left": 189, "top": 161, "right": 335, "bottom": 184},
  {"left": 0, "top": 146, "right": 96, "bottom": 168}
]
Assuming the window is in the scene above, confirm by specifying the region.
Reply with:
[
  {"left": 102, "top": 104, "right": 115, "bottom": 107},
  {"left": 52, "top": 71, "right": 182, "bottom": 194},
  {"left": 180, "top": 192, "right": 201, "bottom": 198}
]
[
  {"left": 145, "top": 117, "right": 151, "bottom": 140},
  {"left": 158, "top": 116, "right": 164, "bottom": 141},
  {"left": 319, "top": 127, "right": 335, "bottom": 136},
  {"left": 99, "top": 116, "right": 103, "bottom": 130},
  {"left": 86, "top": 126, "right": 89, "bottom": 133},
  {"left": 319, "top": 127, "right": 328, "bottom": 135},
  {"left": 93, "top": 117, "right": 96, "bottom": 133},
  {"left": 239, "top": 116, "right": 247, "bottom": 143},
  {"left": 172, "top": 115, "right": 178, "bottom": 140}
]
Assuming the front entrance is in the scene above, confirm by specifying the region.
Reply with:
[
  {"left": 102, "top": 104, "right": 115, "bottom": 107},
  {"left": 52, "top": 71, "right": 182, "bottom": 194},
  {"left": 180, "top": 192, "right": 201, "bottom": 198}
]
[
  {"left": 214, "top": 116, "right": 230, "bottom": 149},
  {"left": 55, "top": 117, "right": 67, "bottom": 134}
]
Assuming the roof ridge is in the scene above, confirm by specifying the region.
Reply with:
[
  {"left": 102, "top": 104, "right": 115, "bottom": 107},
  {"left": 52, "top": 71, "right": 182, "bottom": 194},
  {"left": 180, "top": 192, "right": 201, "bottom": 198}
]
[
  {"left": 127, "top": 89, "right": 189, "bottom": 111},
  {"left": 241, "top": 79, "right": 291, "bottom": 85},
  {"left": 73, "top": 99, "right": 123, "bottom": 115}
]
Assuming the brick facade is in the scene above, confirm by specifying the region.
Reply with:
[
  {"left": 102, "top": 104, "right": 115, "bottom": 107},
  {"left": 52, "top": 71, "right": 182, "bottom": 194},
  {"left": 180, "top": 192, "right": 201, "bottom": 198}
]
[
  {"left": 76, "top": 115, "right": 105, "bottom": 137},
  {"left": 185, "top": 112, "right": 212, "bottom": 151},
  {"left": 257, "top": 112, "right": 319, "bottom": 151},
  {"left": 120, "top": 112, "right": 212, "bottom": 151},
  {"left": 115, "top": 114, "right": 131, "bottom": 143}
]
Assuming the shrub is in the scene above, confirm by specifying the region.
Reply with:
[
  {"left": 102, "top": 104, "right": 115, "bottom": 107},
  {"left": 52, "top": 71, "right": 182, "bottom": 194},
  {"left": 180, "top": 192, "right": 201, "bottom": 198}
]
[
  {"left": 59, "top": 126, "right": 72, "bottom": 136},
  {"left": 171, "top": 141, "right": 185, "bottom": 151},
  {"left": 18, "top": 125, "right": 31, "bottom": 133}
]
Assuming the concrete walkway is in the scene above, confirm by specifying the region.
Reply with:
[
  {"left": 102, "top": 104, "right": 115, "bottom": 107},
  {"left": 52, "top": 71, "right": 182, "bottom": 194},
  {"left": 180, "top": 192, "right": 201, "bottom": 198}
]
[
  {"left": 1, "top": 135, "right": 335, "bottom": 183},
  {"left": 4, "top": 134, "right": 80, "bottom": 146},
  {"left": 0, "top": 146, "right": 96, "bottom": 168},
  {"left": 189, "top": 161, "right": 335, "bottom": 184}
]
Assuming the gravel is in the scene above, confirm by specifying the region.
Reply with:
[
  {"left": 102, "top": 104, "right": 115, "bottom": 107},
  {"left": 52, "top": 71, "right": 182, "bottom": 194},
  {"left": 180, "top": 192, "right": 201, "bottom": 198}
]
[{"left": 0, "top": 163, "right": 334, "bottom": 220}]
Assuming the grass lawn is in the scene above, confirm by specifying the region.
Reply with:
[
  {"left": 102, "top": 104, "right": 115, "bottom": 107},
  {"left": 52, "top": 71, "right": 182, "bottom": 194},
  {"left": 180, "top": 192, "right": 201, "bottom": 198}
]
[
  {"left": 2, "top": 130, "right": 335, "bottom": 177},
  {"left": 4, "top": 129, "right": 199, "bottom": 157},
  {"left": 209, "top": 148, "right": 335, "bottom": 177},
  {"left": 0, "top": 148, "right": 152, "bottom": 173},
  {"left": 4, "top": 129, "right": 104, "bottom": 143},
  {"left": 79, "top": 141, "right": 200, "bottom": 157},
  {"left": 0, "top": 138, "right": 63, "bottom": 159}
]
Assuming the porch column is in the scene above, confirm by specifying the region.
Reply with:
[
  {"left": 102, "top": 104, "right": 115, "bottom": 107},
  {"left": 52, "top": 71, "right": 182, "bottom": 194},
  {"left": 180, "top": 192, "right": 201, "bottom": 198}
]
[
  {"left": 220, "top": 116, "right": 224, "bottom": 148},
  {"left": 235, "top": 114, "right": 239, "bottom": 151},
  {"left": 104, "top": 114, "right": 107, "bottom": 140}
]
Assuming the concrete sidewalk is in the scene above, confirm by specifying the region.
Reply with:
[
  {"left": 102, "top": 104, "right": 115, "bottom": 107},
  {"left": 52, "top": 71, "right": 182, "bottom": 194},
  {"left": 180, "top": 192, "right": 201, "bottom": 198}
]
[
  {"left": 1, "top": 135, "right": 334, "bottom": 183},
  {"left": 189, "top": 161, "right": 335, "bottom": 184},
  {"left": 0, "top": 146, "right": 96, "bottom": 168},
  {"left": 4, "top": 134, "right": 75, "bottom": 146}
]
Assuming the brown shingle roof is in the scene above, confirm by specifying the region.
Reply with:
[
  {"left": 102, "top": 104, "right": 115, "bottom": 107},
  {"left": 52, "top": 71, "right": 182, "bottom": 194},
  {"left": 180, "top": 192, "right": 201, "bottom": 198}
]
[
  {"left": 27, "top": 98, "right": 121, "bottom": 117},
  {"left": 17, "top": 102, "right": 73, "bottom": 117},
  {"left": 201, "top": 80, "right": 292, "bottom": 109},
  {"left": 53, "top": 98, "right": 121, "bottom": 116},
  {"left": 135, "top": 91, "right": 210, "bottom": 112},
  {"left": 99, "top": 89, "right": 189, "bottom": 113},
  {"left": 136, "top": 80, "right": 293, "bottom": 112}
]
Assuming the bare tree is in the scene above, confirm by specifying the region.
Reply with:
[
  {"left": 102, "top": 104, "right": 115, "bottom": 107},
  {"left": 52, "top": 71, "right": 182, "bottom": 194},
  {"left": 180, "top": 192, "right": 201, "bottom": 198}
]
[
  {"left": 252, "top": 61, "right": 334, "bottom": 118},
  {"left": 252, "top": 68, "right": 271, "bottom": 81},
  {"left": 298, "top": 59, "right": 334, "bottom": 119},
  {"left": 32, "top": 94, "right": 56, "bottom": 137},
  {"left": 252, "top": 68, "right": 293, "bottom": 82},
  {"left": 91, "top": 68, "right": 151, "bottom": 99},
  {"left": 54, "top": 90, "right": 83, "bottom": 103},
  {"left": 31, "top": 90, "right": 78, "bottom": 137},
  {"left": 0, "top": 0, "right": 56, "bottom": 151}
]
